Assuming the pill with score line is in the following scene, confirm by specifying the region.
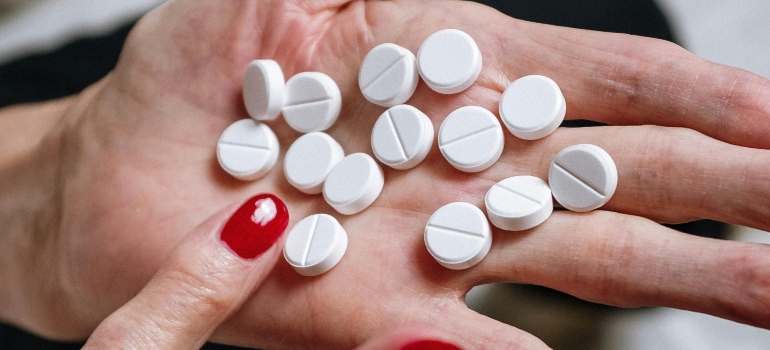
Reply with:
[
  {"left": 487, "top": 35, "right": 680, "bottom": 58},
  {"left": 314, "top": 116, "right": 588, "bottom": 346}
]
[
  {"left": 549, "top": 144, "right": 618, "bottom": 212},
  {"left": 283, "top": 214, "right": 348, "bottom": 276},
  {"left": 243, "top": 59, "right": 285, "bottom": 121},
  {"left": 371, "top": 104, "right": 433, "bottom": 170},
  {"left": 438, "top": 106, "right": 504, "bottom": 173},
  {"left": 282, "top": 72, "right": 341, "bottom": 133},
  {"left": 359, "top": 43, "right": 419, "bottom": 107},
  {"left": 216, "top": 119, "right": 279, "bottom": 180},
  {"left": 424, "top": 202, "right": 492, "bottom": 270},
  {"left": 485, "top": 176, "right": 553, "bottom": 231},
  {"left": 417, "top": 29, "right": 482, "bottom": 94}
]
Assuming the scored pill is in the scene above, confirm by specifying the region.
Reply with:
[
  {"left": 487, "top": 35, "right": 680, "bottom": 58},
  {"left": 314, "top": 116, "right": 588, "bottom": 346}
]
[
  {"left": 243, "top": 59, "right": 285, "bottom": 121},
  {"left": 499, "top": 75, "right": 566, "bottom": 140},
  {"left": 216, "top": 119, "right": 279, "bottom": 180},
  {"left": 417, "top": 29, "right": 482, "bottom": 94},
  {"left": 485, "top": 176, "right": 553, "bottom": 231},
  {"left": 323, "top": 153, "right": 384, "bottom": 215},
  {"left": 359, "top": 43, "right": 419, "bottom": 107},
  {"left": 438, "top": 106, "right": 504, "bottom": 173},
  {"left": 371, "top": 104, "right": 434, "bottom": 170},
  {"left": 424, "top": 202, "right": 492, "bottom": 270},
  {"left": 284, "top": 132, "right": 345, "bottom": 194},
  {"left": 283, "top": 72, "right": 341, "bottom": 133},
  {"left": 548, "top": 144, "right": 618, "bottom": 212},
  {"left": 283, "top": 214, "right": 348, "bottom": 276}
]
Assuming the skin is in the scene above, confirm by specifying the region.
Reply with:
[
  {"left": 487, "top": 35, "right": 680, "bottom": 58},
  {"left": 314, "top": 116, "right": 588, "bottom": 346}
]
[{"left": 1, "top": 0, "right": 770, "bottom": 348}]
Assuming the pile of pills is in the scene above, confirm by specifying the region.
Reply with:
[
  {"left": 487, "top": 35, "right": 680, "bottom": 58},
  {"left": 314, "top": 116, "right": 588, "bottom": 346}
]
[{"left": 217, "top": 29, "right": 618, "bottom": 275}]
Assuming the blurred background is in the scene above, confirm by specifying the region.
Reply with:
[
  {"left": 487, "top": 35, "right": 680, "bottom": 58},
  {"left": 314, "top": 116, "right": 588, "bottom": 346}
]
[{"left": 0, "top": 0, "right": 768, "bottom": 349}]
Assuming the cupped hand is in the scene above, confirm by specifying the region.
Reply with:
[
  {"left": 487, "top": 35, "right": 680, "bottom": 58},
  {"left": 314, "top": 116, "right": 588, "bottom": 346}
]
[{"left": 25, "top": 0, "right": 770, "bottom": 348}]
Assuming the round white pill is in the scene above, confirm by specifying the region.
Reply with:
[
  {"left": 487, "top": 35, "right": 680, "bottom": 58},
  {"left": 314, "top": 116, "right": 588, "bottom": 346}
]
[
  {"left": 283, "top": 214, "right": 348, "bottom": 276},
  {"left": 438, "top": 106, "right": 504, "bottom": 172},
  {"left": 424, "top": 202, "right": 492, "bottom": 270},
  {"left": 371, "top": 105, "right": 434, "bottom": 170},
  {"left": 243, "top": 60, "right": 285, "bottom": 121},
  {"left": 417, "top": 29, "right": 482, "bottom": 94},
  {"left": 283, "top": 72, "right": 341, "bottom": 133},
  {"left": 323, "top": 153, "right": 384, "bottom": 215},
  {"left": 217, "top": 119, "right": 279, "bottom": 180},
  {"left": 499, "top": 75, "right": 566, "bottom": 140},
  {"left": 359, "top": 43, "right": 419, "bottom": 107},
  {"left": 549, "top": 144, "right": 618, "bottom": 212},
  {"left": 485, "top": 176, "right": 553, "bottom": 231},
  {"left": 284, "top": 132, "right": 345, "bottom": 194}
]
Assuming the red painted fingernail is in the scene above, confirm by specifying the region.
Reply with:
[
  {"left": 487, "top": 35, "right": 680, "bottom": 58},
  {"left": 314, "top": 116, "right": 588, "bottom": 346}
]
[
  {"left": 220, "top": 193, "right": 289, "bottom": 259},
  {"left": 401, "top": 339, "right": 463, "bottom": 350}
]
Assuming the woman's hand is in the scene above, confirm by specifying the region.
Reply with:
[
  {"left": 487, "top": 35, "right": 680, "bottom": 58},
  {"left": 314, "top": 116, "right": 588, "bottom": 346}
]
[{"left": 2, "top": 0, "right": 770, "bottom": 348}]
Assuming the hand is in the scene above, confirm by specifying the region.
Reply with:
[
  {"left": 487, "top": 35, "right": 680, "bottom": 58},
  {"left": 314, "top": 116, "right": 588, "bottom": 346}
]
[{"left": 3, "top": 0, "right": 770, "bottom": 348}]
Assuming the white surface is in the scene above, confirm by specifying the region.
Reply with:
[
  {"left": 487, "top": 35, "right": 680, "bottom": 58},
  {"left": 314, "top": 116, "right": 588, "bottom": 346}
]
[
  {"left": 549, "top": 144, "right": 617, "bottom": 212},
  {"left": 417, "top": 29, "right": 482, "bottom": 94},
  {"left": 499, "top": 75, "right": 566, "bottom": 140},
  {"left": 284, "top": 132, "right": 344, "bottom": 194},
  {"left": 282, "top": 72, "right": 341, "bottom": 133},
  {"left": 371, "top": 104, "right": 434, "bottom": 170},
  {"left": 424, "top": 202, "right": 492, "bottom": 270},
  {"left": 283, "top": 214, "right": 348, "bottom": 276},
  {"left": 216, "top": 119, "right": 279, "bottom": 181},
  {"left": 243, "top": 60, "right": 285, "bottom": 121},
  {"left": 485, "top": 176, "right": 553, "bottom": 231},
  {"left": 438, "top": 106, "right": 504, "bottom": 172},
  {"left": 359, "top": 43, "right": 418, "bottom": 107},
  {"left": 323, "top": 153, "right": 384, "bottom": 215}
]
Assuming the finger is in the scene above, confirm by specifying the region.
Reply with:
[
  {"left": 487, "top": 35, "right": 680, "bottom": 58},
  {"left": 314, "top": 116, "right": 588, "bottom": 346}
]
[
  {"left": 467, "top": 210, "right": 770, "bottom": 330},
  {"left": 83, "top": 194, "right": 289, "bottom": 349},
  {"left": 354, "top": 327, "right": 462, "bottom": 350},
  {"left": 485, "top": 124, "right": 770, "bottom": 230},
  {"left": 437, "top": 304, "right": 550, "bottom": 350}
]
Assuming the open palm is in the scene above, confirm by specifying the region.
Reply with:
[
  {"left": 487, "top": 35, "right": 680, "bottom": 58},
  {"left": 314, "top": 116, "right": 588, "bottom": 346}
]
[{"left": 42, "top": 0, "right": 770, "bottom": 348}]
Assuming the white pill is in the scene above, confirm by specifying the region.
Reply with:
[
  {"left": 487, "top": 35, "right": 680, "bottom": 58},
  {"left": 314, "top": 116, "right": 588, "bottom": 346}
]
[
  {"left": 549, "top": 144, "right": 618, "bottom": 212},
  {"left": 499, "top": 75, "right": 566, "bottom": 140},
  {"left": 283, "top": 214, "right": 348, "bottom": 276},
  {"left": 323, "top": 153, "right": 384, "bottom": 215},
  {"left": 284, "top": 132, "right": 345, "bottom": 194},
  {"left": 243, "top": 60, "right": 285, "bottom": 121},
  {"left": 485, "top": 176, "right": 553, "bottom": 231},
  {"left": 283, "top": 72, "right": 341, "bottom": 133},
  {"left": 217, "top": 119, "right": 279, "bottom": 180},
  {"left": 371, "top": 105, "right": 434, "bottom": 170},
  {"left": 417, "top": 29, "right": 482, "bottom": 94},
  {"left": 359, "top": 43, "right": 419, "bottom": 107},
  {"left": 438, "top": 106, "right": 504, "bottom": 172},
  {"left": 424, "top": 202, "right": 492, "bottom": 270}
]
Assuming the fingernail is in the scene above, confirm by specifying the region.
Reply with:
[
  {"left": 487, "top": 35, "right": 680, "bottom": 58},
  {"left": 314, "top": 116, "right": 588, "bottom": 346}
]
[
  {"left": 401, "top": 339, "right": 463, "bottom": 350},
  {"left": 220, "top": 193, "right": 289, "bottom": 259}
]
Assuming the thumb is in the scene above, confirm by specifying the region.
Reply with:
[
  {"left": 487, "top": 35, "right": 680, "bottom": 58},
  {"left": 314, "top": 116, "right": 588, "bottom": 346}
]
[{"left": 83, "top": 193, "right": 289, "bottom": 349}]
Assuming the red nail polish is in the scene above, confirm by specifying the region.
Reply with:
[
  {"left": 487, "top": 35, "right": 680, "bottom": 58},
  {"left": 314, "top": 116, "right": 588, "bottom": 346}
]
[
  {"left": 401, "top": 340, "right": 463, "bottom": 350},
  {"left": 220, "top": 194, "right": 289, "bottom": 259}
]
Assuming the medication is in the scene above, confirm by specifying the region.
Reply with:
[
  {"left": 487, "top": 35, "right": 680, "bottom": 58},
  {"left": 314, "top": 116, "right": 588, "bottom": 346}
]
[
  {"left": 371, "top": 105, "right": 434, "bottom": 170},
  {"left": 217, "top": 119, "right": 279, "bottom": 180},
  {"left": 417, "top": 29, "right": 482, "bottom": 94},
  {"left": 359, "top": 43, "right": 419, "bottom": 107},
  {"left": 283, "top": 214, "right": 348, "bottom": 276},
  {"left": 424, "top": 202, "right": 492, "bottom": 270},
  {"left": 284, "top": 132, "right": 345, "bottom": 194},
  {"left": 549, "top": 144, "right": 618, "bottom": 212},
  {"left": 499, "top": 75, "right": 566, "bottom": 140},
  {"left": 323, "top": 153, "right": 384, "bottom": 215},
  {"left": 283, "top": 72, "right": 341, "bottom": 133},
  {"left": 243, "top": 60, "right": 285, "bottom": 121},
  {"left": 485, "top": 176, "right": 553, "bottom": 231},
  {"left": 438, "top": 106, "right": 504, "bottom": 172}
]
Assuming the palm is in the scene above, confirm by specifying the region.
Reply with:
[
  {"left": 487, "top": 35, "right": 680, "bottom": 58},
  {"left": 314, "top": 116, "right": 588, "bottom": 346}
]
[{"left": 54, "top": 0, "right": 770, "bottom": 349}]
